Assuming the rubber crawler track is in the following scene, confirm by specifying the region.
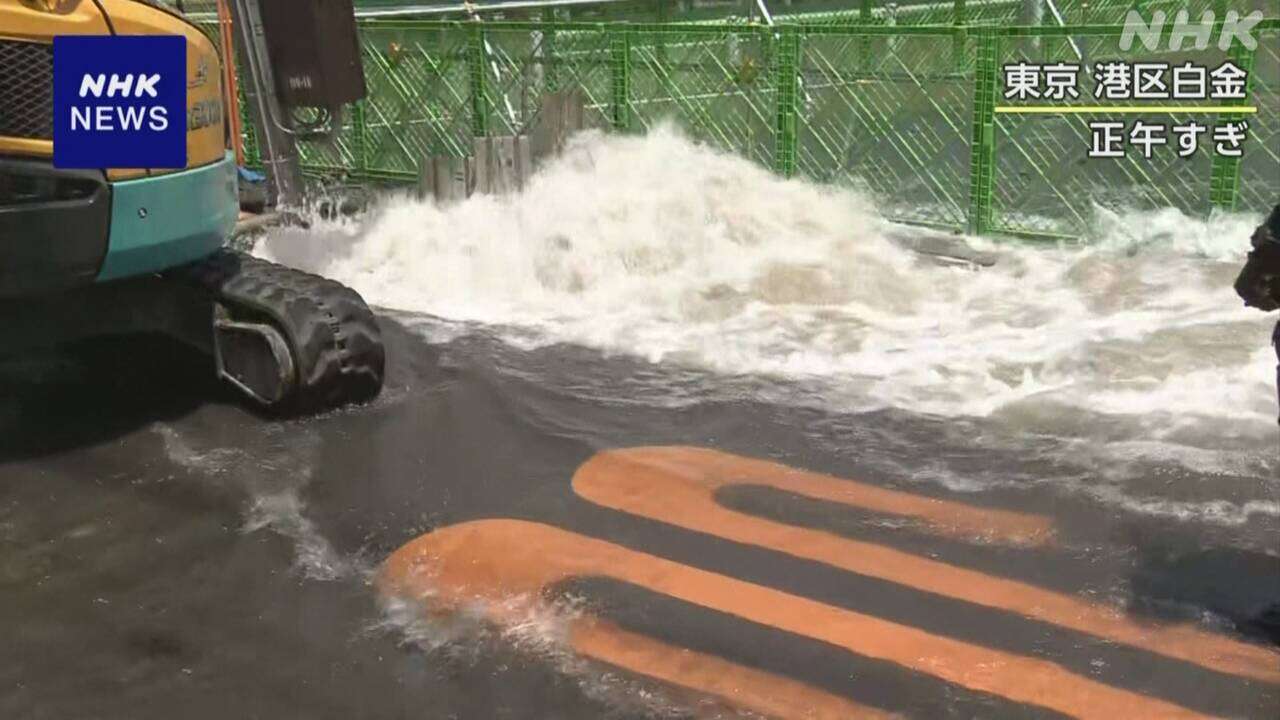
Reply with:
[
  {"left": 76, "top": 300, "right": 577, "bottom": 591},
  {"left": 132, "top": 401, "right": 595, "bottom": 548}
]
[{"left": 175, "top": 249, "right": 385, "bottom": 414}]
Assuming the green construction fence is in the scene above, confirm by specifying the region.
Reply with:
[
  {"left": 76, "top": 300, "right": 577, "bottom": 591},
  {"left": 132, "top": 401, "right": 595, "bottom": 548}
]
[{"left": 206, "top": 10, "right": 1280, "bottom": 240}]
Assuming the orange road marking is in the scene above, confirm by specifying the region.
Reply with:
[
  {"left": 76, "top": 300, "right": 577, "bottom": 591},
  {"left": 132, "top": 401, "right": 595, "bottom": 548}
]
[
  {"left": 572, "top": 446, "right": 1280, "bottom": 685},
  {"left": 575, "top": 619, "right": 902, "bottom": 720},
  {"left": 596, "top": 445, "right": 1050, "bottom": 546},
  {"left": 380, "top": 519, "right": 1213, "bottom": 720}
]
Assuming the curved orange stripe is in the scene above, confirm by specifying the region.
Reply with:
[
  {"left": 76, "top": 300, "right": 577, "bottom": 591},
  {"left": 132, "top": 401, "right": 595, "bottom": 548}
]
[
  {"left": 575, "top": 619, "right": 901, "bottom": 720},
  {"left": 380, "top": 519, "right": 1211, "bottom": 719},
  {"left": 571, "top": 446, "right": 1280, "bottom": 685},
  {"left": 592, "top": 445, "right": 1051, "bottom": 546}
]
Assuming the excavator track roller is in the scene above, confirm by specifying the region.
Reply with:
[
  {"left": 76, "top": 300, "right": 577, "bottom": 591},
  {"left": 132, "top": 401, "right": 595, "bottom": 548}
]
[{"left": 176, "top": 249, "right": 384, "bottom": 415}]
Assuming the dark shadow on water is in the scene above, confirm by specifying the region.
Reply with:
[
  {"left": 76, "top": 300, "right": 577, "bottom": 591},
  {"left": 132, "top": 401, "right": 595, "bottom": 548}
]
[
  {"left": 0, "top": 333, "right": 224, "bottom": 462},
  {"left": 1128, "top": 533, "right": 1280, "bottom": 646}
]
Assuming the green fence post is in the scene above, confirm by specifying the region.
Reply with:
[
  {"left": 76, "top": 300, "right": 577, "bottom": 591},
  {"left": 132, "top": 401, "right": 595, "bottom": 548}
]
[
  {"left": 610, "top": 29, "right": 632, "bottom": 131},
  {"left": 968, "top": 31, "right": 998, "bottom": 235},
  {"left": 543, "top": 27, "right": 559, "bottom": 92},
  {"left": 657, "top": 1, "right": 669, "bottom": 65},
  {"left": 858, "top": 0, "right": 873, "bottom": 69},
  {"left": 242, "top": 115, "right": 260, "bottom": 168},
  {"left": 771, "top": 27, "right": 800, "bottom": 178},
  {"left": 467, "top": 23, "right": 490, "bottom": 137},
  {"left": 232, "top": 59, "right": 259, "bottom": 167},
  {"left": 1209, "top": 41, "right": 1256, "bottom": 212},
  {"left": 952, "top": 0, "right": 967, "bottom": 71},
  {"left": 352, "top": 100, "right": 368, "bottom": 175}
]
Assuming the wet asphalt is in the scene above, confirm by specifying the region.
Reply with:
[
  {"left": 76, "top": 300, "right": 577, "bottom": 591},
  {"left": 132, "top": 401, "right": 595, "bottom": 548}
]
[{"left": 2, "top": 318, "right": 1278, "bottom": 719}]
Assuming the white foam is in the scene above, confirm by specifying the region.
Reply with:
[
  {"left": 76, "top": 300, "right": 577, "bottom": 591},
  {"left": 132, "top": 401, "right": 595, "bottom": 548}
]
[
  {"left": 155, "top": 424, "right": 359, "bottom": 581},
  {"left": 375, "top": 590, "right": 701, "bottom": 718},
  {"left": 257, "top": 126, "right": 1276, "bottom": 469},
  {"left": 242, "top": 489, "right": 356, "bottom": 581}
]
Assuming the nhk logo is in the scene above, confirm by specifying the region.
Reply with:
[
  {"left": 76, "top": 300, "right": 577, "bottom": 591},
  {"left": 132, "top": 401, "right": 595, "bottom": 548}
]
[
  {"left": 1120, "top": 9, "right": 1263, "bottom": 51},
  {"left": 72, "top": 73, "right": 170, "bottom": 132},
  {"left": 53, "top": 35, "right": 186, "bottom": 169}
]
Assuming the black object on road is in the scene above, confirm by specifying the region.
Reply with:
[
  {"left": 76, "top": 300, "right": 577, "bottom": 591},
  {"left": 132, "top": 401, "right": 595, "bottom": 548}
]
[
  {"left": 1235, "top": 204, "right": 1280, "bottom": 312},
  {"left": 1234, "top": 203, "right": 1280, "bottom": 424}
]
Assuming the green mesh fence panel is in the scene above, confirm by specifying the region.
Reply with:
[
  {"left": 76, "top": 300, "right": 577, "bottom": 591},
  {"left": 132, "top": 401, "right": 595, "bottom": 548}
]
[
  {"left": 482, "top": 25, "right": 617, "bottom": 134},
  {"left": 629, "top": 27, "right": 780, "bottom": 168},
  {"left": 366, "top": 27, "right": 473, "bottom": 164},
  {"left": 989, "top": 28, "right": 1233, "bottom": 237},
  {"left": 292, "top": 24, "right": 480, "bottom": 178},
  {"left": 796, "top": 28, "right": 975, "bottom": 228},
  {"left": 203, "top": 7, "right": 1277, "bottom": 239},
  {"left": 1237, "top": 24, "right": 1279, "bottom": 215},
  {"left": 813, "top": 0, "right": 1254, "bottom": 28},
  {"left": 195, "top": 18, "right": 261, "bottom": 165}
]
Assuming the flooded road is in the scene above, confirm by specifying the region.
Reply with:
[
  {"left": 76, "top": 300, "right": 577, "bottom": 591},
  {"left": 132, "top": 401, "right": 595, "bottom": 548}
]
[
  {"left": 3, "top": 317, "right": 1276, "bottom": 718},
  {"left": 3, "top": 130, "right": 1279, "bottom": 718}
]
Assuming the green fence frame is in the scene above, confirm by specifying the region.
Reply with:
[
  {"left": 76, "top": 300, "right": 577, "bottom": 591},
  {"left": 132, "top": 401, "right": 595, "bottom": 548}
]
[{"left": 212, "top": 14, "right": 1279, "bottom": 240}]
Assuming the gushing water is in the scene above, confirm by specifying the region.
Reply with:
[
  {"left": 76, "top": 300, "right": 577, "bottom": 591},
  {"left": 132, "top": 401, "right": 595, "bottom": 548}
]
[
  {"left": 258, "top": 127, "right": 1276, "bottom": 478},
  {"left": 250, "top": 127, "right": 1278, "bottom": 714}
]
